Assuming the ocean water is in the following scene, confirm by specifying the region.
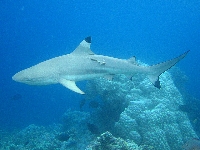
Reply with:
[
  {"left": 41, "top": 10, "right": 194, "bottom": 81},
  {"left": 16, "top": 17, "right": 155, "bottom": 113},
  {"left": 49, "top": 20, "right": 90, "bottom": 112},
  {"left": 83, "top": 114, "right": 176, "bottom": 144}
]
[{"left": 0, "top": 0, "right": 200, "bottom": 149}]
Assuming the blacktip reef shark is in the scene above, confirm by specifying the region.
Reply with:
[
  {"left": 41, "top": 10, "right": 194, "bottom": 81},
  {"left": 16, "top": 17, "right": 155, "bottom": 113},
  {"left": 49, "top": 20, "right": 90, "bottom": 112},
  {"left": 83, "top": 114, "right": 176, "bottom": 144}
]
[{"left": 12, "top": 37, "right": 189, "bottom": 94}]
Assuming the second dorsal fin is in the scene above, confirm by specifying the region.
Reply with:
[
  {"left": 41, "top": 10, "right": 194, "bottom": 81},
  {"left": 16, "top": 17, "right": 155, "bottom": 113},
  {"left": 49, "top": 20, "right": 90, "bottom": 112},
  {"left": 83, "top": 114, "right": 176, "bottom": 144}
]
[{"left": 127, "top": 56, "right": 137, "bottom": 65}]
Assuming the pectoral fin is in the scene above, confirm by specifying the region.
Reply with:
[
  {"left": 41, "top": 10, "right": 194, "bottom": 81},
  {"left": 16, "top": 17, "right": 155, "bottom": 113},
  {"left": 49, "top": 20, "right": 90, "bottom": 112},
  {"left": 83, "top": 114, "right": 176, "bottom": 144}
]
[{"left": 59, "top": 79, "right": 85, "bottom": 94}]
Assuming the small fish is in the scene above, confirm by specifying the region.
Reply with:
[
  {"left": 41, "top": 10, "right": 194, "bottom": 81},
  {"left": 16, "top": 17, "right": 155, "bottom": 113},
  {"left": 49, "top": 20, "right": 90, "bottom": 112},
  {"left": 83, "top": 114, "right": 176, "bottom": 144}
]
[{"left": 183, "top": 138, "right": 200, "bottom": 150}]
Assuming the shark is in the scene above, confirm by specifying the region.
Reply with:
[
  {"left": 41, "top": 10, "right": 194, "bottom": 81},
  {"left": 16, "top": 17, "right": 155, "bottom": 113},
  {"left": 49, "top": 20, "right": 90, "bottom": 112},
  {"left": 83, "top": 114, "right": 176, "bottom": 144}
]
[{"left": 12, "top": 36, "right": 189, "bottom": 94}]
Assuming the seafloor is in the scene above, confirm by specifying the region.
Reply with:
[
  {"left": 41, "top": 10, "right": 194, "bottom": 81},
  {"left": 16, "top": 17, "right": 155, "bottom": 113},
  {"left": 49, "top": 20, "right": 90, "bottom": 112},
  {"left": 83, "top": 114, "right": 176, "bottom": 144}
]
[{"left": 1, "top": 68, "right": 199, "bottom": 150}]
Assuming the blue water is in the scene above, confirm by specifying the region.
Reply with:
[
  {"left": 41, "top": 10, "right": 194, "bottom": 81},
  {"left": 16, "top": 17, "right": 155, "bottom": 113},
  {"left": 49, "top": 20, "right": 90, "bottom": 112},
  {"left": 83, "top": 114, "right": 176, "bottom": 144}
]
[{"left": 0, "top": 0, "right": 200, "bottom": 130}]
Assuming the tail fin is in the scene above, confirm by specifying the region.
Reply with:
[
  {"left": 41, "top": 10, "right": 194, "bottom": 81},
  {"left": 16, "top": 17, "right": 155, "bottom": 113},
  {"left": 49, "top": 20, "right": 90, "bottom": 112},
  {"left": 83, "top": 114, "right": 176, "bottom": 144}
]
[{"left": 148, "top": 50, "right": 189, "bottom": 88}]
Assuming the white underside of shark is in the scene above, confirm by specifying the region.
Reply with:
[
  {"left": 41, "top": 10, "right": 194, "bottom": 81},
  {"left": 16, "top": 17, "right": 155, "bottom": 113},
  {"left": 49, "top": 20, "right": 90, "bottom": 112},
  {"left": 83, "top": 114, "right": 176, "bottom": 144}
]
[{"left": 12, "top": 37, "right": 189, "bottom": 94}]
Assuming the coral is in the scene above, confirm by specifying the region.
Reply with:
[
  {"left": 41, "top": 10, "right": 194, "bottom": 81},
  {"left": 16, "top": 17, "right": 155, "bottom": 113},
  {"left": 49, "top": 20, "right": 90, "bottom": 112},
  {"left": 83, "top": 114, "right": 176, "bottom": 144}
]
[
  {"left": 56, "top": 132, "right": 70, "bottom": 142},
  {"left": 62, "top": 109, "right": 90, "bottom": 131},
  {"left": 85, "top": 70, "right": 198, "bottom": 150},
  {"left": 85, "top": 131, "right": 141, "bottom": 150},
  {"left": 61, "top": 110, "right": 97, "bottom": 149},
  {"left": 85, "top": 75, "right": 131, "bottom": 132},
  {"left": 0, "top": 124, "right": 62, "bottom": 150}
]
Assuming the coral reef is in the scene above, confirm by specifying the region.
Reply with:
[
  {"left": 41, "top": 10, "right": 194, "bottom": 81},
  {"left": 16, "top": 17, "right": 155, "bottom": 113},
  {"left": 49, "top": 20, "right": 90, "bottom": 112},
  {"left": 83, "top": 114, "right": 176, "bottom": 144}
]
[
  {"left": 179, "top": 96, "right": 200, "bottom": 137},
  {"left": 85, "top": 71, "right": 198, "bottom": 150},
  {"left": 85, "top": 75, "right": 131, "bottom": 132},
  {"left": 0, "top": 120, "right": 94, "bottom": 150},
  {"left": 86, "top": 131, "right": 141, "bottom": 150},
  {"left": 0, "top": 124, "right": 62, "bottom": 150},
  {"left": 61, "top": 110, "right": 97, "bottom": 149},
  {"left": 0, "top": 111, "right": 99, "bottom": 150}
]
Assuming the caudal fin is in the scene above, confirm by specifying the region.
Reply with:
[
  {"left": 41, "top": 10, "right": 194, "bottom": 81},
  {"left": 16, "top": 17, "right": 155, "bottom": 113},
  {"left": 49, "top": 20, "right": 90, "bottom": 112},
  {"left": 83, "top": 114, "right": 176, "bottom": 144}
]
[{"left": 148, "top": 50, "right": 190, "bottom": 88}]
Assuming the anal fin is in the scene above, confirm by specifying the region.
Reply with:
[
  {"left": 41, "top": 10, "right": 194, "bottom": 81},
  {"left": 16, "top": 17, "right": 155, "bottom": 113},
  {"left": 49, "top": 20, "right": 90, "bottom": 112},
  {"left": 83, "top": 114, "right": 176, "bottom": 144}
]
[{"left": 59, "top": 78, "right": 85, "bottom": 94}]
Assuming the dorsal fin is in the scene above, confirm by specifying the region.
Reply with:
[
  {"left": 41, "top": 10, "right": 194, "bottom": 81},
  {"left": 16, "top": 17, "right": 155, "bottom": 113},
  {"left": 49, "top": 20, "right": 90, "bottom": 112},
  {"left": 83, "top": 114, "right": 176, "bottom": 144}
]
[{"left": 70, "top": 36, "right": 95, "bottom": 55}]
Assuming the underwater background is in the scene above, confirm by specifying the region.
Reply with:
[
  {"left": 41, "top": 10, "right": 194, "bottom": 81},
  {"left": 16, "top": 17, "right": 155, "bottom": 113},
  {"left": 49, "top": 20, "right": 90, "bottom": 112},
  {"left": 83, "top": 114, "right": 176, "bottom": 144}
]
[{"left": 0, "top": 0, "right": 200, "bottom": 149}]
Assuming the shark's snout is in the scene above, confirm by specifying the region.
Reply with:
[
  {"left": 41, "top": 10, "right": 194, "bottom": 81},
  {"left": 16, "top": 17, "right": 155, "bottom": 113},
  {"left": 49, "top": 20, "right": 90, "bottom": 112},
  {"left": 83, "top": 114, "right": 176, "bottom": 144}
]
[
  {"left": 12, "top": 75, "right": 16, "bottom": 81},
  {"left": 12, "top": 72, "right": 23, "bottom": 82},
  {"left": 12, "top": 69, "right": 53, "bottom": 85},
  {"left": 12, "top": 70, "right": 31, "bottom": 84}
]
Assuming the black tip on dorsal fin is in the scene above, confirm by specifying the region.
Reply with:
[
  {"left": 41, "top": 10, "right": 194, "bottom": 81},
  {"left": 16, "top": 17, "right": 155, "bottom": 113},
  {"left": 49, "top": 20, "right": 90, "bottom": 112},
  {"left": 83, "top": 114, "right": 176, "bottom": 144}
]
[{"left": 85, "top": 36, "right": 91, "bottom": 43}]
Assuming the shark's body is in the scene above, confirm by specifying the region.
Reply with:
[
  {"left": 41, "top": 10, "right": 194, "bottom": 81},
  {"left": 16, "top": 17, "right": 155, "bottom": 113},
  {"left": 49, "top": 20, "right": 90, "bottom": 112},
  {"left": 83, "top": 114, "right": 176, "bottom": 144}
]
[{"left": 12, "top": 37, "right": 189, "bottom": 94}]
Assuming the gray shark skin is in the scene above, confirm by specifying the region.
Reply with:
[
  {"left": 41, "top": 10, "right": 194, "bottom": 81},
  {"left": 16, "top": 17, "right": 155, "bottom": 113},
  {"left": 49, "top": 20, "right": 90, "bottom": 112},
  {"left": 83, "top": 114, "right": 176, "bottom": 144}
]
[{"left": 12, "top": 37, "right": 189, "bottom": 94}]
